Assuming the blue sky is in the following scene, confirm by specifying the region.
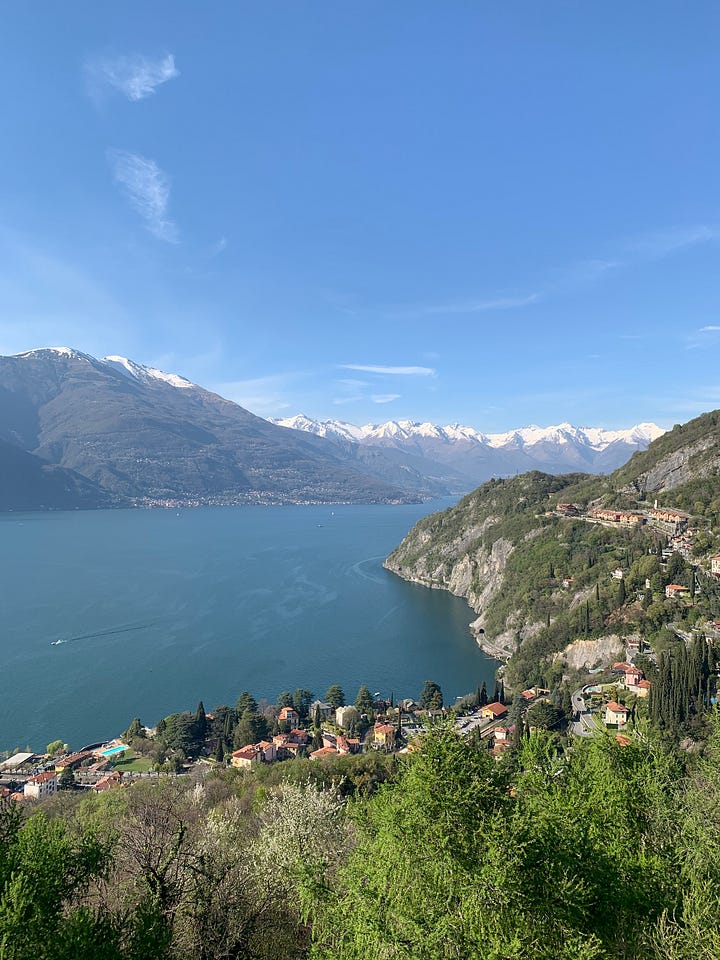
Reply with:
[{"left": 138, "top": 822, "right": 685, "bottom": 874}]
[{"left": 1, "top": 2, "right": 719, "bottom": 430}]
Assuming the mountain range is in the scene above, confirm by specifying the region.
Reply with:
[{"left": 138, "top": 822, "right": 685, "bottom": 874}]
[
  {"left": 0, "top": 347, "right": 666, "bottom": 511},
  {"left": 0, "top": 348, "right": 414, "bottom": 509},
  {"left": 272, "top": 415, "right": 665, "bottom": 488}
]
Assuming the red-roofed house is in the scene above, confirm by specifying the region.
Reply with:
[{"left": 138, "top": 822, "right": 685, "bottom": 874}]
[
  {"left": 665, "top": 583, "right": 691, "bottom": 599},
  {"left": 373, "top": 723, "right": 397, "bottom": 749},
  {"left": 481, "top": 702, "right": 508, "bottom": 720},
  {"left": 256, "top": 740, "right": 277, "bottom": 762},
  {"left": 623, "top": 667, "right": 643, "bottom": 687},
  {"left": 231, "top": 745, "right": 263, "bottom": 769},
  {"left": 310, "top": 746, "right": 338, "bottom": 760},
  {"left": 24, "top": 771, "right": 58, "bottom": 800},
  {"left": 604, "top": 701, "right": 629, "bottom": 727},
  {"left": 278, "top": 706, "right": 300, "bottom": 727},
  {"left": 93, "top": 771, "right": 122, "bottom": 793}
]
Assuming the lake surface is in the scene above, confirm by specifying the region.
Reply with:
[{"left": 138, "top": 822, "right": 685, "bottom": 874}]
[{"left": 0, "top": 501, "right": 497, "bottom": 752}]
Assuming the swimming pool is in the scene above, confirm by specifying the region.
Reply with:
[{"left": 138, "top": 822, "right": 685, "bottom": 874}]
[{"left": 100, "top": 745, "right": 128, "bottom": 756}]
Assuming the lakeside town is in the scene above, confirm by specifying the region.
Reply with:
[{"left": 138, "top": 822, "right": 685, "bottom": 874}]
[
  {"left": 0, "top": 648, "right": 672, "bottom": 802},
  {"left": 6, "top": 494, "right": 720, "bottom": 804}
]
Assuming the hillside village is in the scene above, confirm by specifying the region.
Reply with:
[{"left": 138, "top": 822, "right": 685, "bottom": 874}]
[{"left": 6, "top": 488, "right": 720, "bottom": 800}]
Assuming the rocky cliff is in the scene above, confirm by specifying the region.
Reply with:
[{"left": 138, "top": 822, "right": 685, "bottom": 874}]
[
  {"left": 384, "top": 408, "right": 720, "bottom": 688},
  {"left": 384, "top": 473, "right": 577, "bottom": 659}
]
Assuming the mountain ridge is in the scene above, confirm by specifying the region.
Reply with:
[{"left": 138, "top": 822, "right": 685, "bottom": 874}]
[
  {"left": 272, "top": 414, "right": 665, "bottom": 486},
  {"left": 273, "top": 413, "right": 664, "bottom": 450},
  {"left": 0, "top": 348, "right": 417, "bottom": 508}
]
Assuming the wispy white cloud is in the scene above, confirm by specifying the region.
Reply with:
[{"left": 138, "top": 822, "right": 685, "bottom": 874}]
[
  {"left": 700, "top": 325, "right": 720, "bottom": 332},
  {"left": 387, "top": 293, "right": 540, "bottom": 320},
  {"left": 554, "top": 258, "right": 620, "bottom": 285},
  {"left": 107, "top": 150, "right": 178, "bottom": 242},
  {"left": 86, "top": 53, "right": 179, "bottom": 102},
  {"left": 383, "top": 224, "right": 718, "bottom": 324},
  {"left": 340, "top": 364, "right": 436, "bottom": 376},
  {"left": 210, "top": 236, "right": 228, "bottom": 257},
  {"left": 336, "top": 378, "right": 370, "bottom": 388},
  {"left": 212, "top": 372, "right": 307, "bottom": 414},
  {"left": 625, "top": 224, "right": 719, "bottom": 259},
  {"left": 372, "top": 393, "right": 401, "bottom": 404}
]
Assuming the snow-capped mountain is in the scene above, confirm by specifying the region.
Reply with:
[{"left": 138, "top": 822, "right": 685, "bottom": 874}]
[
  {"left": 0, "top": 349, "right": 421, "bottom": 507},
  {"left": 272, "top": 415, "right": 666, "bottom": 485},
  {"left": 16, "top": 348, "right": 197, "bottom": 391}
]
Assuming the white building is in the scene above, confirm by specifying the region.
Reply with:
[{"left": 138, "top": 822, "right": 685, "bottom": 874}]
[
  {"left": 24, "top": 771, "right": 58, "bottom": 800},
  {"left": 335, "top": 705, "right": 359, "bottom": 729}
]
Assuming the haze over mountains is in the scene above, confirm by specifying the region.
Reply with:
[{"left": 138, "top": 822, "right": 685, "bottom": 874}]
[
  {"left": 0, "top": 347, "right": 665, "bottom": 511},
  {"left": 0, "top": 348, "right": 414, "bottom": 509},
  {"left": 273, "top": 415, "right": 665, "bottom": 488}
]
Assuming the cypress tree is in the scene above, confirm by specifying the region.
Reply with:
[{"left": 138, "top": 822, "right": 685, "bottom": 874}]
[{"left": 195, "top": 701, "right": 207, "bottom": 739}]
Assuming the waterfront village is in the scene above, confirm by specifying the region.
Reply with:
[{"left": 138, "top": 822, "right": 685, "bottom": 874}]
[
  {"left": 4, "top": 499, "right": 720, "bottom": 804},
  {"left": 0, "top": 647, "right": 682, "bottom": 802}
]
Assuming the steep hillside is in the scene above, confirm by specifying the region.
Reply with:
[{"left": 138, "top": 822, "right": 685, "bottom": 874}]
[
  {"left": 615, "top": 409, "right": 720, "bottom": 494},
  {"left": 386, "top": 408, "right": 720, "bottom": 686},
  {"left": 0, "top": 438, "right": 115, "bottom": 511},
  {"left": 0, "top": 348, "right": 414, "bottom": 508},
  {"left": 385, "top": 472, "right": 588, "bottom": 658}
]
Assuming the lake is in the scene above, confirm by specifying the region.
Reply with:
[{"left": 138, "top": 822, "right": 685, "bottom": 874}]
[{"left": 0, "top": 501, "right": 497, "bottom": 752}]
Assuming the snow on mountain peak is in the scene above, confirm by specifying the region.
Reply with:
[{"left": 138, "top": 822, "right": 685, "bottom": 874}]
[
  {"left": 15, "top": 346, "right": 92, "bottom": 360},
  {"left": 272, "top": 414, "right": 666, "bottom": 453},
  {"left": 101, "top": 356, "right": 194, "bottom": 389},
  {"left": 272, "top": 415, "right": 365, "bottom": 442}
]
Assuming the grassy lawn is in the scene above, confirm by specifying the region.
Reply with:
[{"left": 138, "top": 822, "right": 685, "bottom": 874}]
[{"left": 110, "top": 751, "right": 154, "bottom": 772}]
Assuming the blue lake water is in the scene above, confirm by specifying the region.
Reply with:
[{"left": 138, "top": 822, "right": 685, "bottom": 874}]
[{"left": 0, "top": 501, "right": 497, "bottom": 752}]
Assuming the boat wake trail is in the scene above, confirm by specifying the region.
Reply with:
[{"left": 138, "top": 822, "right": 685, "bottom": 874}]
[
  {"left": 51, "top": 620, "right": 162, "bottom": 647},
  {"left": 350, "top": 556, "right": 387, "bottom": 584}
]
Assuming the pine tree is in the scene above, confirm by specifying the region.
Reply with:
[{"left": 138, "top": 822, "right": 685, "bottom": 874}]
[
  {"left": 355, "top": 685, "right": 375, "bottom": 716},
  {"left": 325, "top": 685, "right": 345, "bottom": 709},
  {"left": 236, "top": 691, "right": 258, "bottom": 716},
  {"left": 419, "top": 681, "right": 443, "bottom": 711}
]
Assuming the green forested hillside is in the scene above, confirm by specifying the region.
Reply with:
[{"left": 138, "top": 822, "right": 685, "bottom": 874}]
[
  {"left": 7, "top": 723, "right": 720, "bottom": 959},
  {"left": 386, "top": 409, "right": 720, "bottom": 691}
]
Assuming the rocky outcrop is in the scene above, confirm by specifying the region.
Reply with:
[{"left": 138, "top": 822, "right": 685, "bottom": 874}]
[
  {"left": 554, "top": 634, "right": 625, "bottom": 671},
  {"left": 627, "top": 435, "right": 718, "bottom": 494},
  {"left": 384, "top": 512, "right": 516, "bottom": 658}
]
